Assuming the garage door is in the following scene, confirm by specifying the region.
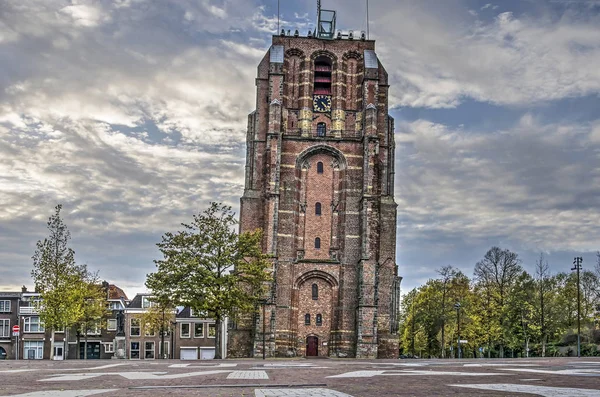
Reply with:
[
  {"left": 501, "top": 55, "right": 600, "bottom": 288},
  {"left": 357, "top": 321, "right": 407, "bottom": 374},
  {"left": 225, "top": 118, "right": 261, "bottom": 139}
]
[
  {"left": 180, "top": 348, "right": 198, "bottom": 360},
  {"left": 200, "top": 348, "right": 215, "bottom": 360}
]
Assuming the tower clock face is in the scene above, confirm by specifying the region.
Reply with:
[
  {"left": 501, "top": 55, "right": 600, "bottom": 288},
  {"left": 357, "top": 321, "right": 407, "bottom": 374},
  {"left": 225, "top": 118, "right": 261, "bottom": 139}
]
[{"left": 313, "top": 95, "right": 332, "bottom": 112}]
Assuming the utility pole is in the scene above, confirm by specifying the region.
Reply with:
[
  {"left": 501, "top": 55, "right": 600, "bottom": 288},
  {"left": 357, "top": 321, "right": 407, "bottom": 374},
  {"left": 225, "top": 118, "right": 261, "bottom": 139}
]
[
  {"left": 454, "top": 302, "right": 461, "bottom": 359},
  {"left": 571, "top": 257, "right": 583, "bottom": 358}
]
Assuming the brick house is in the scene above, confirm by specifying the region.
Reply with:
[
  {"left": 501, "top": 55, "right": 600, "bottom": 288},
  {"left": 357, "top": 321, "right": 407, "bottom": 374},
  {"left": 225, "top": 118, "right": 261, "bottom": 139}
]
[
  {"left": 228, "top": 6, "right": 401, "bottom": 359},
  {"left": 124, "top": 294, "right": 175, "bottom": 359},
  {"left": 18, "top": 290, "right": 67, "bottom": 360},
  {"left": 65, "top": 283, "right": 129, "bottom": 359},
  {"left": 0, "top": 291, "right": 20, "bottom": 359},
  {"left": 175, "top": 307, "right": 227, "bottom": 360}
]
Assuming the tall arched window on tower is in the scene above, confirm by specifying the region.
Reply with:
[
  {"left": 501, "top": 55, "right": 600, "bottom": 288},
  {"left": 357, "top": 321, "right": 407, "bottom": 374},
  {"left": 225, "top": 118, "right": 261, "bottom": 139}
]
[
  {"left": 316, "top": 314, "right": 323, "bottom": 326},
  {"left": 305, "top": 313, "right": 311, "bottom": 325},
  {"left": 313, "top": 57, "right": 332, "bottom": 95},
  {"left": 317, "top": 161, "right": 324, "bottom": 174},
  {"left": 312, "top": 284, "right": 318, "bottom": 300},
  {"left": 314, "top": 237, "right": 321, "bottom": 249},
  {"left": 315, "top": 202, "right": 322, "bottom": 216},
  {"left": 316, "top": 122, "right": 326, "bottom": 137}
]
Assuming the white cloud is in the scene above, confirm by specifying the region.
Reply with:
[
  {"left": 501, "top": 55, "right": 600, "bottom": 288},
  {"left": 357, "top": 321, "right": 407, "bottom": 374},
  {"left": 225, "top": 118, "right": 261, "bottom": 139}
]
[
  {"left": 396, "top": 117, "right": 600, "bottom": 253},
  {"left": 371, "top": 2, "right": 600, "bottom": 108}
]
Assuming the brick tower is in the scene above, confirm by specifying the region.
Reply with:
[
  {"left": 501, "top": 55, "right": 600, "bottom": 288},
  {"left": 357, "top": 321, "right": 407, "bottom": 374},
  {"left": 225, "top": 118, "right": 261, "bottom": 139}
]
[{"left": 228, "top": 6, "right": 401, "bottom": 359}]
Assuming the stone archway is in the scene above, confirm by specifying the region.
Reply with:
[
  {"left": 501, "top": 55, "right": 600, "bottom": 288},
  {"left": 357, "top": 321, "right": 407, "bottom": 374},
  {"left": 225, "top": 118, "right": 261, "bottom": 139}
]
[{"left": 292, "top": 270, "right": 339, "bottom": 357}]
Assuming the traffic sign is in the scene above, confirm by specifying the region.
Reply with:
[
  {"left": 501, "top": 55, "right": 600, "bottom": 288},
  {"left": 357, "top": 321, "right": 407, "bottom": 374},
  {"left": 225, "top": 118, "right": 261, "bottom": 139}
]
[{"left": 12, "top": 325, "right": 19, "bottom": 333}]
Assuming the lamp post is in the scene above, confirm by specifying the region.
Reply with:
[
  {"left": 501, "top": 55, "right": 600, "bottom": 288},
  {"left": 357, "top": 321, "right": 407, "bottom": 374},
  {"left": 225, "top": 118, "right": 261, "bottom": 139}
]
[
  {"left": 259, "top": 299, "right": 267, "bottom": 360},
  {"left": 571, "top": 257, "right": 583, "bottom": 358},
  {"left": 454, "top": 302, "right": 461, "bottom": 359}
]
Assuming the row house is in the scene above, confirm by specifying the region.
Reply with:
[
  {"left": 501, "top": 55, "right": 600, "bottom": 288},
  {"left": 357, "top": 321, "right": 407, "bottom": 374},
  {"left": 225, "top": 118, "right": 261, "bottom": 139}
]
[
  {"left": 3, "top": 285, "right": 127, "bottom": 360},
  {"left": 66, "top": 283, "right": 130, "bottom": 359},
  {"left": 1, "top": 287, "right": 227, "bottom": 360},
  {"left": 0, "top": 291, "right": 20, "bottom": 359},
  {"left": 124, "top": 294, "right": 227, "bottom": 360}
]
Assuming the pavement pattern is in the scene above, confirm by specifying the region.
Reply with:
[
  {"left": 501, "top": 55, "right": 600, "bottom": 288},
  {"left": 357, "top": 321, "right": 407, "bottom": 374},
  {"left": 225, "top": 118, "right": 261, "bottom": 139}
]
[{"left": 0, "top": 357, "right": 599, "bottom": 396}]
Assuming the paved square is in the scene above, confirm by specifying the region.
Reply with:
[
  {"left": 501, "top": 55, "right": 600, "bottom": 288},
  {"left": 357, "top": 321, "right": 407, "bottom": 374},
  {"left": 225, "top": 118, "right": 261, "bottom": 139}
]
[
  {"left": 255, "top": 389, "right": 352, "bottom": 397},
  {"left": 1, "top": 357, "right": 600, "bottom": 396}
]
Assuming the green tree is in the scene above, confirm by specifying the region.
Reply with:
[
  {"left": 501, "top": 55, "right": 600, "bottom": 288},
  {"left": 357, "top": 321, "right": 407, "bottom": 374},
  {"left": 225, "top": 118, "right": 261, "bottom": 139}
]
[
  {"left": 141, "top": 297, "right": 176, "bottom": 359},
  {"left": 76, "top": 272, "right": 110, "bottom": 359},
  {"left": 535, "top": 253, "right": 550, "bottom": 356},
  {"left": 31, "top": 205, "right": 87, "bottom": 359},
  {"left": 146, "top": 202, "right": 272, "bottom": 359},
  {"left": 473, "top": 246, "right": 523, "bottom": 358}
]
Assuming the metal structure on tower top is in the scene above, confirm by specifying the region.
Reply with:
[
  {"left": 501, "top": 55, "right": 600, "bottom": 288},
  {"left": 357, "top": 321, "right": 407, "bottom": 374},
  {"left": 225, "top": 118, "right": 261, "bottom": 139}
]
[{"left": 316, "top": 0, "right": 336, "bottom": 39}]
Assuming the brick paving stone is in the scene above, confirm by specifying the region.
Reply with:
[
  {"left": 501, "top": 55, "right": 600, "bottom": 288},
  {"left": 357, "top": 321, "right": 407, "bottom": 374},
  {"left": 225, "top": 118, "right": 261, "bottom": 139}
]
[
  {"left": 255, "top": 388, "right": 352, "bottom": 397},
  {"left": 227, "top": 370, "right": 269, "bottom": 379}
]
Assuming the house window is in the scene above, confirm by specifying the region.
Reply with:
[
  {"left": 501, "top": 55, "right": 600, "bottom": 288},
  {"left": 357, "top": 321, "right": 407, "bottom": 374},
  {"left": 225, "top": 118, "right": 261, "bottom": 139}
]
[
  {"left": 180, "top": 323, "right": 191, "bottom": 338},
  {"left": 84, "top": 322, "right": 101, "bottom": 335},
  {"left": 109, "top": 301, "right": 122, "bottom": 310},
  {"left": 130, "top": 342, "right": 140, "bottom": 359},
  {"left": 316, "top": 314, "right": 323, "bottom": 326},
  {"left": 316, "top": 122, "right": 326, "bottom": 137},
  {"left": 315, "top": 202, "right": 322, "bottom": 216},
  {"left": 23, "top": 341, "right": 43, "bottom": 359},
  {"left": 145, "top": 341, "right": 155, "bottom": 359},
  {"left": 0, "top": 300, "right": 10, "bottom": 312},
  {"left": 144, "top": 323, "right": 155, "bottom": 337},
  {"left": 107, "top": 319, "right": 117, "bottom": 331},
  {"left": 317, "top": 162, "right": 324, "bottom": 174},
  {"left": 312, "top": 284, "right": 318, "bottom": 300},
  {"left": 104, "top": 343, "right": 114, "bottom": 353},
  {"left": 141, "top": 296, "right": 156, "bottom": 308},
  {"left": 315, "top": 237, "right": 321, "bottom": 249},
  {"left": 208, "top": 323, "right": 216, "bottom": 338},
  {"left": 0, "top": 319, "right": 9, "bottom": 337},
  {"left": 194, "top": 323, "right": 204, "bottom": 338},
  {"left": 160, "top": 341, "right": 170, "bottom": 359},
  {"left": 130, "top": 318, "right": 141, "bottom": 337},
  {"left": 304, "top": 314, "right": 311, "bottom": 325},
  {"left": 23, "top": 317, "right": 44, "bottom": 333}
]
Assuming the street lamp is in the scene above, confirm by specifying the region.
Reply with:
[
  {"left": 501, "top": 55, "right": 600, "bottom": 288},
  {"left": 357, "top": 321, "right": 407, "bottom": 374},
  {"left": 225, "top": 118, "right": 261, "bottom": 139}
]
[
  {"left": 571, "top": 257, "right": 583, "bottom": 358},
  {"left": 259, "top": 299, "right": 268, "bottom": 360},
  {"left": 454, "top": 302, "right": 461, "bottom": 359}
]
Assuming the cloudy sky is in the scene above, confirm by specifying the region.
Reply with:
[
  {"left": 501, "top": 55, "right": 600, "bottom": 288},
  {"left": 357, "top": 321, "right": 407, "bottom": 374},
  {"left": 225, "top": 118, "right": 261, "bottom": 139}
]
[{"left": 1, "top": 0, "right": 599, "bottom": 299}]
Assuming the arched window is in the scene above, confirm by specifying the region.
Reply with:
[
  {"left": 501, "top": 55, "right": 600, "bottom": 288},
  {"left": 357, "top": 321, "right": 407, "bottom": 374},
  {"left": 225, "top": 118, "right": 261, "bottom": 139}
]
[
  {"left": 317, "top": 162, "right": 324, "bottom": 174},
  {"left": 315, "top": 237, "right": 321, "bottom": 249},
  {"left": 316, "top": 122, "right": 326, "bottom": 137},
  {"left": 315, "top": 202, "right": 322, "bottom": 216},
  {"left": 312, "top": 284, "right": 318, "bottom": 300},
  {"left": 316, "top": 314, "right": 323, "bottom": 326},
  {"left": 314, "top": 57, "right": 332, "bottom": 95},
  {"left": 305, "top": 314, "right": 311, "bottom": 325}
]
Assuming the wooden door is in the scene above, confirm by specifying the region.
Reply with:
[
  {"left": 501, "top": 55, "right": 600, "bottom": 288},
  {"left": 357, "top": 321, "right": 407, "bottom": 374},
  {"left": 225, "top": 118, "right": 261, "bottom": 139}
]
[{"left": 306, "top": 336, "right": 318, "bottom": 357}]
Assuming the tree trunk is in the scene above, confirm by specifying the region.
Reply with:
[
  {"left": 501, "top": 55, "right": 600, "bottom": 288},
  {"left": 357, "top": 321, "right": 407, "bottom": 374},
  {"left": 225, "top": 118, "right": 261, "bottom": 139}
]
[
  {"left": 214, "top": 318, "right": 222, "bottom": 359},
  {"left": 84, "top": 326, "right": 88, "bottom": 360},
  {"left": 160, "top": 328, "right": 165, "bottom": 359},
  {"left": 441, "top": 320, "right": 445, "bottom": 359},
  {"left": 64, "top": 328, "right": 68, "bottom": 360},
  {"left": 541, "top": 337, "right": 546, "bottom": 357},
  {"left": 51, "top": 330, "right": 55, "bottom": 360}
]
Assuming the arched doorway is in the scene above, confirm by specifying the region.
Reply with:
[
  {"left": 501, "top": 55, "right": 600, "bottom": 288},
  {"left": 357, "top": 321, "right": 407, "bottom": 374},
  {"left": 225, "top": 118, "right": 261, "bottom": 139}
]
[
  {"left": 0, "top": 346, "right": 6, "bottom": 359},
  {"left": 306, "top": 336, "right": 319, "bottom": 357}
]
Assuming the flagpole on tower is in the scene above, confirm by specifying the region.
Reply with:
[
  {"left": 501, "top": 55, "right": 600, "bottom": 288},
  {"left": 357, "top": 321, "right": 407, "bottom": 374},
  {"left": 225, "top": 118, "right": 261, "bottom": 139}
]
[
  {"left": 277, "top": 0, "right": 280, "bottom": 33},
  {"left": 366, "top": 0, "right": 370, "bottom": 39}
]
